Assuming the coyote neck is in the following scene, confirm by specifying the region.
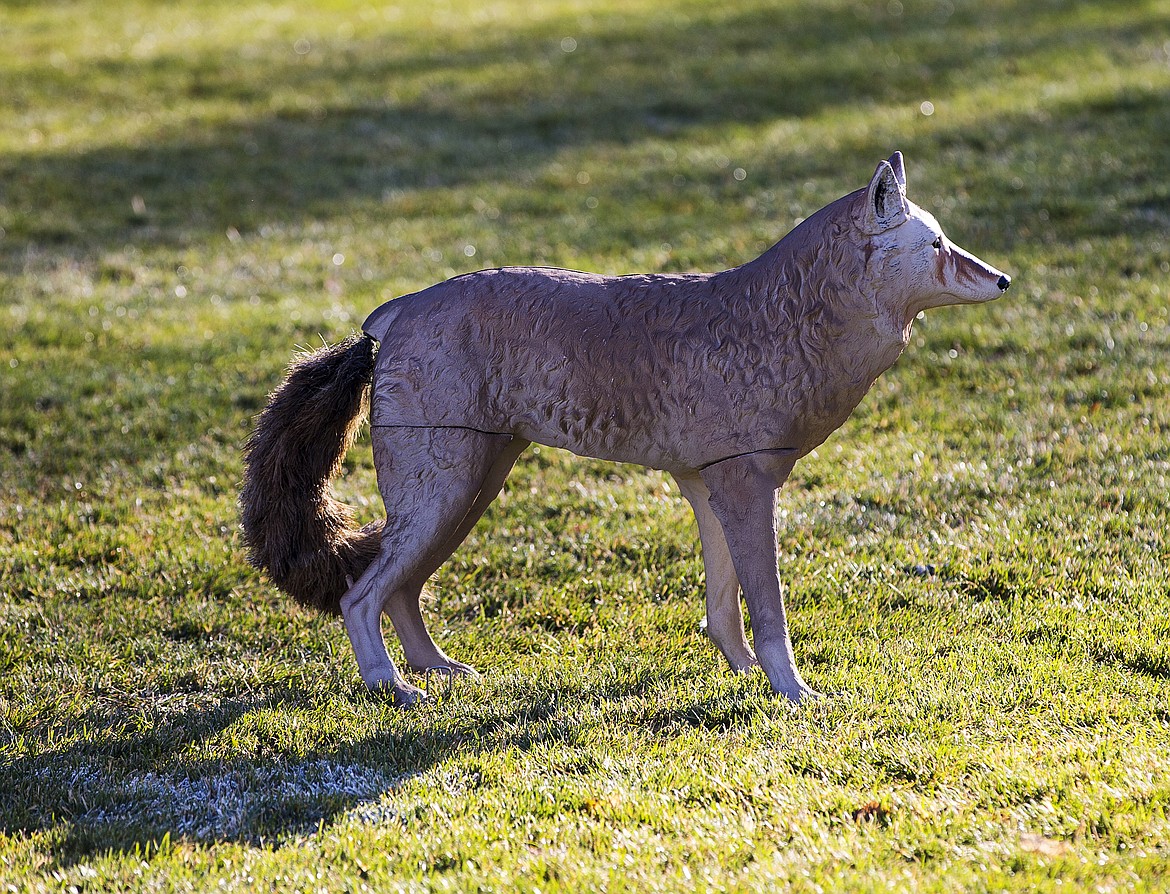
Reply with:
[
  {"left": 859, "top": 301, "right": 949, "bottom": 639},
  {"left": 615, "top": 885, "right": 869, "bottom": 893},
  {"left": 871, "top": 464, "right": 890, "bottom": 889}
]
[{"left": 709, "top": 227, "right": 908, "bottom": 454}]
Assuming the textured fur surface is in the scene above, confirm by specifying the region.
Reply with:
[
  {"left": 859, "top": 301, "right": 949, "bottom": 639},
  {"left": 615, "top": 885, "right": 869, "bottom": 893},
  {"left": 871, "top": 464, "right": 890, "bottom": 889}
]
[
  {"left": 240, "top": 335, "right": 383, "bottom": 615},
  {"left": 361, "top": 195, "right": 883, "bottom": 472}
]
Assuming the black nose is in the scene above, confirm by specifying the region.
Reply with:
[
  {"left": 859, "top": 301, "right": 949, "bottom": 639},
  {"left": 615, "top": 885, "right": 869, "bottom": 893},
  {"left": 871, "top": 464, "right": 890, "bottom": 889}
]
[{"left": 997, "top": 274, "right": 1011, "bottom": 292}]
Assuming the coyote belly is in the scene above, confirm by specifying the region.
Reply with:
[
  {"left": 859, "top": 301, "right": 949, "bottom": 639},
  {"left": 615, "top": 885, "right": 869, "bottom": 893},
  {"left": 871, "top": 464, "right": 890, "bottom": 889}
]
[{"left": 241, "top": 151, "right": 1011, "bottom": 706}]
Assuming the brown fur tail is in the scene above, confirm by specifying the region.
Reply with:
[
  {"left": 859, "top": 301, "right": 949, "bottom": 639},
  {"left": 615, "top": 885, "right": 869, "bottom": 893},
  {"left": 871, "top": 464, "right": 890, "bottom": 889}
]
[{"left": 240, "top": 334, "right": 383, "bottom": 615}]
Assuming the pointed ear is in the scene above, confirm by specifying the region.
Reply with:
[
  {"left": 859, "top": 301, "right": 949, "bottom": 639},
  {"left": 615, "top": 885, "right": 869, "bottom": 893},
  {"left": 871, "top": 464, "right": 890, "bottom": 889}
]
[
  {"left": 886, "top": 150, "right": 906, "bottom": 191},
  {"left": 863, "top": 160, "right": 908, "bottom": 233}
]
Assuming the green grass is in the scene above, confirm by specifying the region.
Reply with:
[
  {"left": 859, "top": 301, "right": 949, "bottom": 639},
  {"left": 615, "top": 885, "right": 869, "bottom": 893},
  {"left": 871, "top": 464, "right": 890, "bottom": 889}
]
[{"left": 3, "top": 0, "right": 1170, "bottom": 889}]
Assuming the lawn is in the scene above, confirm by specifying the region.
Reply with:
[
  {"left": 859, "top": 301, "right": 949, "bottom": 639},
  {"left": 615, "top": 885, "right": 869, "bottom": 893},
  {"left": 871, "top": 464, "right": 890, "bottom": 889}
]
[{"left": 2, "top": 0, "right": 1170, "bottom": 890}]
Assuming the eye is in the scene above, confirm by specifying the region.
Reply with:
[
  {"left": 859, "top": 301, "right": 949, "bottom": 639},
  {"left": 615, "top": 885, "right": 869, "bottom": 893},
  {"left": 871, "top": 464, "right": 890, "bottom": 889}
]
[{"left": 931, "top": 238, "right": 942, "bottom": 250}]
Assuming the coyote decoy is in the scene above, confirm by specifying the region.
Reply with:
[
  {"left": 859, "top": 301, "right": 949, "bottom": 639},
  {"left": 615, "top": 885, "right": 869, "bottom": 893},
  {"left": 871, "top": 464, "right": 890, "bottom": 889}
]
[{"left": 241, "top": 152, "right": 1010, "bottom": 706}]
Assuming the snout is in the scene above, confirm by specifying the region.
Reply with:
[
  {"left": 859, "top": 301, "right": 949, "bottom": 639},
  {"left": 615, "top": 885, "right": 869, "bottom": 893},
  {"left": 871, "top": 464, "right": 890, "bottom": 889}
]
[{"left": 944, "top": 242, "right": 1011, "bottom": 304}]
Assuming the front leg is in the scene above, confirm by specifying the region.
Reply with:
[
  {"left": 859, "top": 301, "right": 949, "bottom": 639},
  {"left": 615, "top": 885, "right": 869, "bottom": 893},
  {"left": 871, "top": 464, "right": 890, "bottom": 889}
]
[
  {"left": 699, "top": 450, "right": 820, "bottom": 702},
  {"left": 673, "top": 473, "right": 757, "bottom": 672}
]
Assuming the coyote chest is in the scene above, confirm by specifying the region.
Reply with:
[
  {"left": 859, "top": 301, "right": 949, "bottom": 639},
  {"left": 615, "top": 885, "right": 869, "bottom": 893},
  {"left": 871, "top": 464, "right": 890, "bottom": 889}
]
[{"left": 364, "top": 266, "right": 905, "bottom": 472}]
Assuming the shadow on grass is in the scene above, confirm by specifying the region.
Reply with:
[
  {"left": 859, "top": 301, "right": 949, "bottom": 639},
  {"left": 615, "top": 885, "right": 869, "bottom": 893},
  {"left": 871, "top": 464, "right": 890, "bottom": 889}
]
[
  {"left": 1, "top": 693, "right": 299, "bottom": 856},
  {"left": 0, "top": 680, "right": 587, "bottom": 863},
  {"left": 0, "top": 663, "right": 773, "bottom": 864},
  {"left": 4, "top": 619, "right": 1163, "bottom": 863},
  {"left": 1, "top": 1, "right": 1164, "bottom": 263}
]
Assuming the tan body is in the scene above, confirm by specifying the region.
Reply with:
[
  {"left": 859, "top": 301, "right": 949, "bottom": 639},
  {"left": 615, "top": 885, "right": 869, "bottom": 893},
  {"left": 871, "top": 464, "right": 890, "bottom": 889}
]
[
  {"left": 364, "top": 252, "right": 900, "bottom": 472},
  {"left": 241, "top": 152, "right": 1010, "bottom": 705}
]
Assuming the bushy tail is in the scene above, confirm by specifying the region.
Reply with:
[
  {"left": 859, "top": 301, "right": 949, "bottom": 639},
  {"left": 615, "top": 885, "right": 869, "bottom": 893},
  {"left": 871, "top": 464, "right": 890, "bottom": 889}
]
[{"left": 240, "top": 334, "right": 383, "bottom": 615}]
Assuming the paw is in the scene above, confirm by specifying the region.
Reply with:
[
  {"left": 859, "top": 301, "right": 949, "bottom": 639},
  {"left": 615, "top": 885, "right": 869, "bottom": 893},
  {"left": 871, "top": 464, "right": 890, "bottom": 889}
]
[
  {"left": 726, "top": 655, "right": 760, "bottom": 674},
  {"left": 773, "top": 682, "right": 824, "bottom": 704},
  {"left": 368, "top": 679, "right": 429, "bottom": 708},
  {"left": 442, "top": 659, "right": 481, "bottom": 679},
  {"left": 406, "top": 658, "right": 481, "bottom": 679}
]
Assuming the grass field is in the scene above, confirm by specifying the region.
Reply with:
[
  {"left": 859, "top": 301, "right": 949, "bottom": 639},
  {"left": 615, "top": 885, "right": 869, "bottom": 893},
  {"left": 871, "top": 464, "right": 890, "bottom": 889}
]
[{"left": 3, "top": 0, "right": 1170, "bottom": 889}]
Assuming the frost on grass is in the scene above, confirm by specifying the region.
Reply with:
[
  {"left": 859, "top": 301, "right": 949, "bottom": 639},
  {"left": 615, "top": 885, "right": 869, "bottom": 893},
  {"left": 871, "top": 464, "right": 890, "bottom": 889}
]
[{"left": 35, "top": 760, "right": 406, "bottom": 843}]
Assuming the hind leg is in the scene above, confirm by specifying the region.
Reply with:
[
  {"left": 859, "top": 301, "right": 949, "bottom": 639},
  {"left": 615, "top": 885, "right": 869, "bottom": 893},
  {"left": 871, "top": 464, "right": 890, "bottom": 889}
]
[
  {"left": 341, "top": 546, "right": 424, "bottom": 706},
  {"left": 385, "top": 436, "right": 529, "bottom": 673},
  {"left": 339, "top": 427, "right": 514, "bottom": 704}
]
